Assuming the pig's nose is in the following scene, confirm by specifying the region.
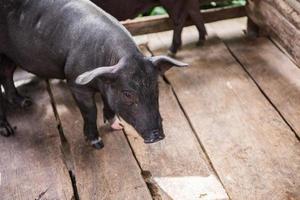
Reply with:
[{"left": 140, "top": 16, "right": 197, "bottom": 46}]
[{"left": 144, "top": 130, "right": 165, "bottom": 144}]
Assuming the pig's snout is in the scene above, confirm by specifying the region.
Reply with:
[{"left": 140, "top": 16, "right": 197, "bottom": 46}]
[{"left": 144, "top": 129, "right": 165, "bottom": 144}]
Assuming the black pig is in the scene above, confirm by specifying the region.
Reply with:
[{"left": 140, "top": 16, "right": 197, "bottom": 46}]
[
  {"left": 92, "top": 0, "right": 207, "bottom": 55},
  {"left": 0, "top": 0, "right": 188, "bottom": 149}
]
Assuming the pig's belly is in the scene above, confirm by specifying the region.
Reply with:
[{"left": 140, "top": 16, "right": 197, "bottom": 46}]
[
  {"left": 3, "top": 29, "right": 67, "bottom": 79},
  {"left": 5, "top": 51, "right": 65, "bottom": 79},
  {"left": 20, "top": 60, "right": 66, "bottom": 79},
  {"left": 5, "top": 44, "right": 66, "bottom": 79}
]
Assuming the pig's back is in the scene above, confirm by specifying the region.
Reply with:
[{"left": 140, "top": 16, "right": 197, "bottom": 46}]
[{"left": 0, "top": 0, "right": 137, "bottom": 78}]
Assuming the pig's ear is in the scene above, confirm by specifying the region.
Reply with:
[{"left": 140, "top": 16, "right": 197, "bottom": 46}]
[
  {"left": 149, "top": 55, "right": 188, "bottom": 74},
  {"left": 75, "top": 60, "right": 125, "bottom": 85}
]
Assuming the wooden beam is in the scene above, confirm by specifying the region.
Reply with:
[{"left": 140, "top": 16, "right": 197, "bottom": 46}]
[{"left": 122, "top": 6, "right": 246, "bottom": 36}]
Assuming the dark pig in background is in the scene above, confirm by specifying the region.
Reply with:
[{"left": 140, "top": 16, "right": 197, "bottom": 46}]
[
  {"left": 0, "top": 0, "right": 188, "bottom": 149},
  {"left": 92, "top": 0, "right": 207, "bottom": 55}
]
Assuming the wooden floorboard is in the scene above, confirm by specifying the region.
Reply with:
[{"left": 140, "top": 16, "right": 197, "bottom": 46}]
[
  {"left": 49, "top": 80, "right": 152, "bottom": 200},
  {"left": 0, "top": 80, "right": 73, "bottom": 200},
  {"left": 123, "top": 45, "right": 228, "bottom": 200},
  {"left": 147, "top": 26, "right": 300, "bottom": 200},
  {"left": 211, "top": 17, "right": 300, "bottom": 140}
]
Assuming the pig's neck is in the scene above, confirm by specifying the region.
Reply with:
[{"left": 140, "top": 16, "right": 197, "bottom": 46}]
[{"left": 104, "top": 40, "right": 142, "bottom": 66}]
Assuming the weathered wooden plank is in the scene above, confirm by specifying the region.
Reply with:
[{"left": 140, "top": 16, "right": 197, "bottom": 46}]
[
  {"left": 123, "top": 6, "right": 246, "bottom": 36},
  {"left": 50, "top": 80, "right": 152, "bottom": 200},
  {"left": 124, "top": 45, "right": 228, "bottom": 200},
  {"left": 150, "top": 27, "right": 300, "bottom": 199},
  {"left": 265, "top": 0, "right": 300, "bottom": 30},
  {"left": 246, "top": 0, "right": 300, "bottom": 67},
  {"left": 212, "top": 17, "right": 300, "bottom": 139},
  {"left": 0, "top": 80, "right": 73, "bottom": 200}
]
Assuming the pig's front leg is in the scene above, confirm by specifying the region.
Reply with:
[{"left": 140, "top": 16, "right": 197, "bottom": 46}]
[
  {"left": 68, "top": 84, "right": 104, "bottom": 149},
  {"left": 0, "top": 89, "right": 14, "bottom": 137},
  {"left": 101, "top": 95, "right": 124, "bottom": 130},
  {"left": 0, "top": 55, "right": 32, "bottom": 108}
]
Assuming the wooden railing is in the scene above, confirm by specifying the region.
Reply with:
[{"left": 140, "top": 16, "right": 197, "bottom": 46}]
[{"left": 122, "top": 6, "right": 246, "bottom": 36}]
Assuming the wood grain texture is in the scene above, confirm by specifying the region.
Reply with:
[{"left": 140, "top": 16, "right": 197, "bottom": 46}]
[
  {"left": 124, "top": 45, "right": 228, "bottom": 199},
  {"left": 247, "top": 0, "right": 300, "bottom": 66},
  {"left": 266, "top": 0, "right": 300, "bottom": 30},
  {"left": 0, "top": 80, "right": 73, "bottom": 200},
  {"left": 211, "top": 17, "right": 300, "bottom": 139},
  {"left": 50, "top": 80, "right": 152, "bottom": 200},
  {"left": 150, "top": 28, "right": 300, "bottom": 200}
]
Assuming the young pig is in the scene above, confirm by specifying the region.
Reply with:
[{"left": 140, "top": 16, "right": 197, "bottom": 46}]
[{"left": 0, "top": 0, "right": 188, "bottom": 149}]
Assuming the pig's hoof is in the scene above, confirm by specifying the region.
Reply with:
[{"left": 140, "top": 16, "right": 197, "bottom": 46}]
[
  {"left": 246, "top": 30, "right": 259, "bottom": 39},
  {"left": 196, "top": 40, "right": 205, "bottom": 46},
  {"left": 20, "top": 97, "right": 32, "bottom": 108},
  {"left": 109, "top": 116, "right": 124, "bottom": 131},
  {"left": 91, "top": 138, "right": 104, "bottom": 150},
  {"left": 9, "top": 96, "right": 32, "bottom": 108},
  {"left": 167, "top": 50, "right": 176, "bottom": 58},
  {"left": 0, "top": 120, "right": 15, "bottom": 137}
]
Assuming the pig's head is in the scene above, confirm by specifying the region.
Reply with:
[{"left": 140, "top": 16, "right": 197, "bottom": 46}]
[{"left": 75, "top": 55, "right": 188, "bottom": 143}]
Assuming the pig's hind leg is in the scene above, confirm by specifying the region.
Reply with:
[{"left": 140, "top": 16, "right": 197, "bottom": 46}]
[
  {"left": 69, "top": 84, "right": 104, "bottom": 149},
  {"left": 187, "top": 1, "right": 207, "bottom": 46},
  {"left": 160, "top": 0, "right": 188, "bottom": 55},
  {"left": 0, "top": 55, "right": 32, "bottom": 108},
  {"left": 101, "top": 95, "right": 124, "bottom": 131},
  {"left": 169, "top": 12, "right": 188, "bottom": 56},
  {"left": 161, "top": 2, "right": 187, "bottom": 55}
]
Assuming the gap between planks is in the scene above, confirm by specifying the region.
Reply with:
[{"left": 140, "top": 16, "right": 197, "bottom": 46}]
[
  {"left": 224, "top": 42, "right": 300, "bottom": 142},
  {"left": 45, "top": 80, "right": 80, "bottom": 200},
  {"left": 122, "top": 127, "right": 161, "bottom": 200},
  {"left": 210, "top": 17, "right": 300, "bottom": 142},
  {"left": 0, "top": 77, "right": 73, "bottom": 200}
]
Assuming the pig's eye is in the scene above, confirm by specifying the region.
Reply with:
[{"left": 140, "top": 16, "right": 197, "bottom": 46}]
[{"left": 121, "top": 90, "right": 136, "bottom": 105}]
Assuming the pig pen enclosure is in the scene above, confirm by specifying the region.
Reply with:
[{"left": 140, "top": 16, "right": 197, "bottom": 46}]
[{"left": 1, "top": 1, "right": 300, "bottom": 199}]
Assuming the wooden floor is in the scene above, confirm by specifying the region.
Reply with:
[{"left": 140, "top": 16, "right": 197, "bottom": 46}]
[{"left": 0, "top": 17, "right": 299, "bottom": 200}]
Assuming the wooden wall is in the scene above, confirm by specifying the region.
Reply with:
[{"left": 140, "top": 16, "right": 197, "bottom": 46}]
[{"left": 246, "top": 0, "right": 300, "bottom": 67}]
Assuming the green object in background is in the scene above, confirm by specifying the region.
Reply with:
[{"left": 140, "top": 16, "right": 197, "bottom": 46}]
[
  {"left": 150, "top": 6, "right": 167, "bottom": 16},
  {"left": 231, "top": 0, "right": 246, "bottom": 6},
  {"left": 201, "top": 0, "right": 246, "bottom": 10}
]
